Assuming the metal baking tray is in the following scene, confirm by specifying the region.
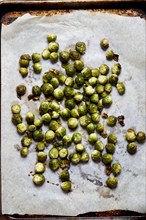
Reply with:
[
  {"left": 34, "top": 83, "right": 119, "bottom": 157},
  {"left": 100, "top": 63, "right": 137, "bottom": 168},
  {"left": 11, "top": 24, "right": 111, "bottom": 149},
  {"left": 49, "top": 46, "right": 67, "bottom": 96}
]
[{"left": 0, "top": 0, "right": 146, "bottom": 219}]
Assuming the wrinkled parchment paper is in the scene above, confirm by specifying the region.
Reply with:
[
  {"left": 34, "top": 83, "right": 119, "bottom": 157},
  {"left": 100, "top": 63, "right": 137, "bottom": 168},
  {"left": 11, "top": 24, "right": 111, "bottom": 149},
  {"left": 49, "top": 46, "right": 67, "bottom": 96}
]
[{"left": 1, "top": 11, "right": 146, "bottom": 215}]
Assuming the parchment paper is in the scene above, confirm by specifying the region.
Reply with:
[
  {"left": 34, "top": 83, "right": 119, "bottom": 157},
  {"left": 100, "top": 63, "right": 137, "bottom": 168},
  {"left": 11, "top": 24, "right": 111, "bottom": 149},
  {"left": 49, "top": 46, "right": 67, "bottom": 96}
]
[{"left": 1, "top": 11, "right": 146, "bottom": 216}]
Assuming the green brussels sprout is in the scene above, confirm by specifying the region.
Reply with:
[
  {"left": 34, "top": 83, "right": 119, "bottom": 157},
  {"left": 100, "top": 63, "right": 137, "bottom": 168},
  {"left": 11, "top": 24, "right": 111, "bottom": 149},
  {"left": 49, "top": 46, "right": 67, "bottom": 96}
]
[
  {"left": 28, "top": 124, "right": 36, "bottom": 132},
  {"left": 65, "top": 63, "right": 76, "bottom": 77},
  {"left": 56, "top": 126, "right": 66, "bottom": 139},
  {"left": 50, "top": 77, "right": 59, "bottom": 88},
  {"left": 59, "top": 148, "right": 68, "bottom": 159},
  {"left": 88, "top": 77, "right": 98, "bottom": 87},
  {"left": 67, "top": 118, "right": 78, "bottom": 130},
  {"left": 96, "top": 84, "right": 104, "bottom": 94},
  {"left": 127, "top": 142, "right": 137, "bottom": 154},
  {"left": 97, "top": 75, "right": 108, "bottom": 85},
  {"left": 33, "top": 129, "right": 44, "bottom": 142},
  {"left": 70, "top": 50, "right": 81, "bottom": 60},
  {"left": 98, "top": 99, "right": 104, "bottom": 111},
  {"left": 65, "top": 99, "right": 75, "bottom": 110},
  {"left": 33, "top": 62, "right": 42, "bottom": 74},
  {"left": 61, "top": 181, "right": 71, "bottom": 192},
  {"left": 74, "top": 60, "right": 84, "bottom": 71},
  {"left": 106, "top": 50, "right": 115, "bottom": 60},
  {"left": 45, "top": 130, "right": 55, "bottom": 142},
  {"left": 108, "top": 133, "right": 117, "bottom": 144},
  {"left": 70, "top": 153, "right": 81, "bottom": 164},
  {"left": 102, "top": 153, "right": 113, "bottom": 165},
  {"left": 72, "top": 132, "right": 82, "bottom": 144},
  {"left": 70, "top": 109, "right": 79, "bottom": 118},
  {"left": 19, "top": 60, "right": 29, "bottom": 68},
  {"left": 42, "top": 71, "right": 53, "bottom": 83},
  {"left": 64, "top": 86, "right": 75, "bottom": 97},
  {"left": 41, "top": 83, "right": 53, "bottom": 97},
  {"left": 39, "top": 101, "right": 50, "bottom": 115},
  {"left": 36, "top": 142, "right": 45, "bottom": 151},
  {"left": 50, "top": 52, "right": 58, "bottom": 63},
  {"left": 19, "top": 67, "right": 28, "bottom": 77},
  {"left": 107, "top": 115, "right": 117, "bottom": 127},
  {"left": 75, "top": 41, "right": 86, "bottom": 54},
  {"left": 48, "top": 42, "right": 59, "bottom": 52},
  {"left": 78, "top": 103, "right": 87, "bottom": 116},
  {"left": 91, "top": 113, "right": 100, "bottom": 123},
  {"left": 111, "top": 63, "right": 121, "bottom": 75},
  {"left": 59, "top": 51, "right": 70, "bottom": 63},
  {"left": 32, "top": 53, "right": 41, "bottom": 63},
  {"left": 136, "top": 131, "right": 146, "bottom": 143},
  {"left": 106, "top": 177, "right": 118, "bottom": 189},
  {"left": 58, "top": 74, "right": 67, "bottom": 84},
  {"left": 32, "top": 85, "right": 41, "bottom": 96},
  {"left": 51, "top": 111, "right": 59, "bottom": 119},
  {"left": 81, "top": 67, "right": 92, "bottom": 79},
  {"left": 88, "top": 133, "right": 98, "bottom": 144},
  {"left": 91, "top": 68, "right": 100, "bottom": 77},
  {"left": 34, "top": 119, "right": 43, "bottom": 128},
  {"left": 91, "top": 150, "right": 101, "bottom": 162},
  {"left": 35, "top": 162, "right": 45, "bottom": 173},
  {"left": 100, "top": 38, "right": 109, "bottom": 50},
  {"left": 50, "top": 101, "right": 60, "bottom": 111},
  {"left": 109, "top": 74, "right": 118, "bottom": 86},
  {"left": 104, "top": 83, "right": 112, "bottom": 93},
  {"left": 33, "top": 174, "right": 45, "bottom": 185},
  {"left": 99, "top": 64, "right": 109, "bottom": 75},
  {"left": 79, "top": 115, "right": 91, "bottom": 127},
  {"left": 94, "top": 141, "right": 104, "bottom": 152},
  {"left": 48, "top": 119, "right": 60, "bottom": 131},
  {"left": 12, "top": 114, "right": 22, "bottom": 125},
  {"left": 65, "top": 77, "right": 74, "bottom": 87},
  {"left": 75, "top": 144, "right": 85, "bottom": 153},
  {"left": 42, "top": 49, "right": 50, "bottom": 59},
  {"left": 75, "top": 75, "right": 85, "bottom": 87},
  {"left": 90, "top": 94, "right": 99, "bottom": 104},
  {"left": 20, "top": 147, "right": 29, "bottom": 157},
  {"left": 63, "top": 135, "right": 72, "bottom": 146},
  {"left": 49, "top": 159, "right": 60, "bottom": 171},
  {"left": 116, "top": 82, "right": 125, "bottom": 95},
  {"left": 74, "top": 92, "right": 83, "bottom": 103},
  {"left": 42, "top": 113, "right": 51, "bottom": 124},
  {"left": 112, "top": 163, "right": 122, "bottom": 176},
  {"left": 17, "top": 123, "right": 27, "bottom": 135},
  {"left": 60, "top": 108, "right": 71, "bottom": 120},
  {"left": 87, "top": 103, "right": 98, "bottom": 114},
  {"left": 47, "top": 34, "right": 57, "bottom": 42},
  {"left": 21, "top": 136, "right": 32, "bottom": 147},
  {"left": 80, "top": 152, "right": 89, "bottom": 163},
  {"left": 59, "top": 159, "right": 70, "bottom": 169},
  {"left": 16, "top": 84, "right": 26, "bottom": 97},
  {"left": 25, "top": 112, "right": 35, "bottom": 124},
  {"left": 37, "top": 152, "right": 47, "bottom": 162},
  {"left": 100, "top": 91, "right": 108, "bottom": 98},
  {"left": 102, "top": 95, "right": 112, "bottom": 107},
  {"left": 59, "top": 170, "right": 70, "bottom": 181},
  {"left": 54, "top": 88, "right": 64, "bottom": 100},
  {"left": 125, "top": 129, "right": 136, "bottom": 142},
  {"left": 86, "top": 123, "right": 95, "bottom": 134},
  {"left": 19, "top": 54, "right": 31, "bottom": 67},
  {"left": 105, "top": 143, "right": 115, "bottom": 154},
  {"left": 49, "top": 148, "right": 59, "bottom": 159},
  {"left": 11, "top": 104, "right": 21, "bottom": 114},
  {"left": 84, "top": 85, "right": 95, "bottom": 96},
  {"left": 96, "top": 123, "right": 104, "bottom": 134}
]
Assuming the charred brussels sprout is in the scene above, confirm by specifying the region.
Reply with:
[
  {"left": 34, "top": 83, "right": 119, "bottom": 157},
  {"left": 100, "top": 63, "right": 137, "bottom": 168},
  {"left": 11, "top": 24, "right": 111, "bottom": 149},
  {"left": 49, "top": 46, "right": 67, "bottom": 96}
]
[{"left": 75, "top": 41, "right": 86, "bottom": 54}]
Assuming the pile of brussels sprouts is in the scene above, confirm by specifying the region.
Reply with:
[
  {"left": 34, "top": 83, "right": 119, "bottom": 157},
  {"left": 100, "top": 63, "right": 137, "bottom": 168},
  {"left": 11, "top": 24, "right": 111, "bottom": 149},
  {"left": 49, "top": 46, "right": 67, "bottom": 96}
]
[{"left": 11, "top": 35, "right": 146, "bottom": 192}]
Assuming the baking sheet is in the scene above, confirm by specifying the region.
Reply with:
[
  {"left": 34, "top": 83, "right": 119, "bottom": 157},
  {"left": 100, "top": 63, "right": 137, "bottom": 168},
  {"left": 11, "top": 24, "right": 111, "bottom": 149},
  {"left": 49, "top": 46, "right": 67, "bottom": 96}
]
[{"left": 1, "top": 10, "right": 146, "bottom": 216}]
